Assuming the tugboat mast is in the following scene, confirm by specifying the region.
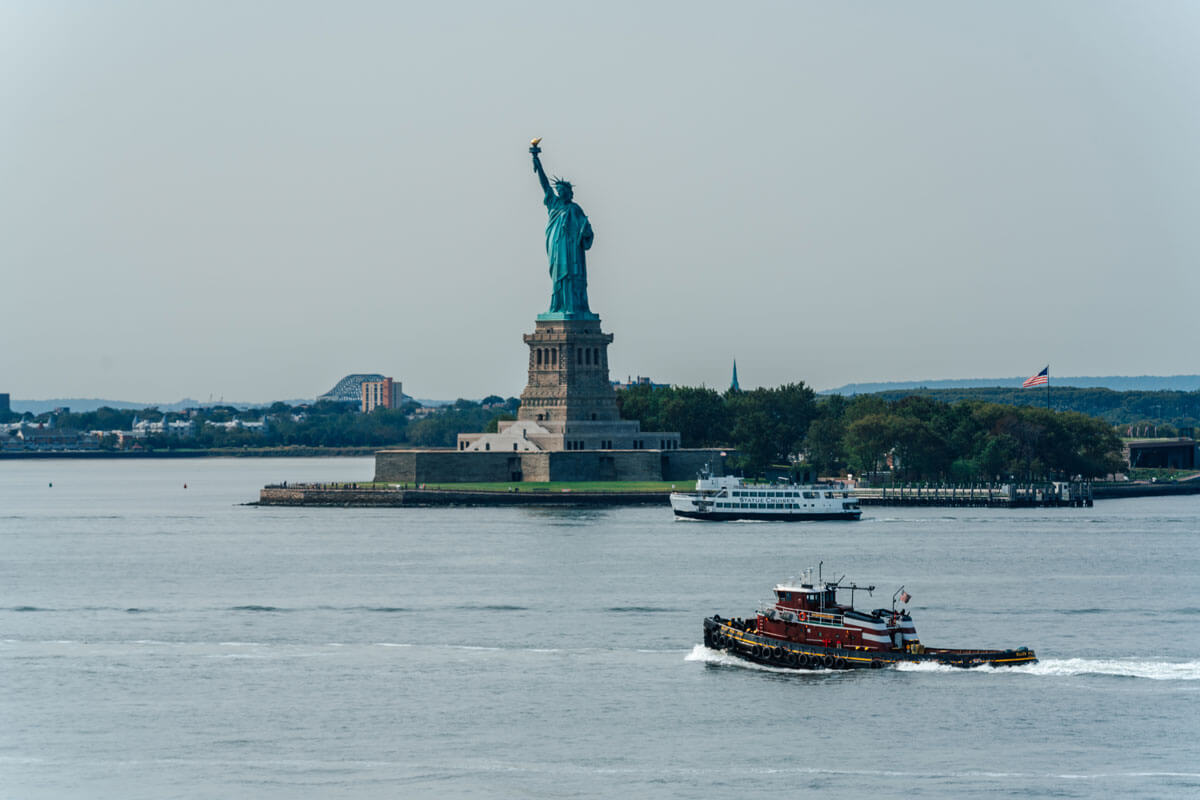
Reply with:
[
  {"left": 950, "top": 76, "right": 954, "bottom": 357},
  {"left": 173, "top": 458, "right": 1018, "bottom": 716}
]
[{"left": 840, "top": 580, "right": 874, "bottom": 610}]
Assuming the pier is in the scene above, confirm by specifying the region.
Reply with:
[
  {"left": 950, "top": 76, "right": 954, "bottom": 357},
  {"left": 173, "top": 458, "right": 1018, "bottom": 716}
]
[{"left": 853, "top": 482, "right": 1093, "bottom": 508}]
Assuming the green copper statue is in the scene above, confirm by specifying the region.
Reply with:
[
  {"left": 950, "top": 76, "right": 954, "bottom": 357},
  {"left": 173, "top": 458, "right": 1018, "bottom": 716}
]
[{"left": 530, "top": 139, "right": 595, "bottom": 318}]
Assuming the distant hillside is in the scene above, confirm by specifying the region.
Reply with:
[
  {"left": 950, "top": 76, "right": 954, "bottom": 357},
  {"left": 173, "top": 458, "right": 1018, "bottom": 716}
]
[
  {"left": 823, "top": 375, "right": 1200, "bottom": 395},
  {"left": 10, "top": 398, "right": 278, "bottom": 415}
]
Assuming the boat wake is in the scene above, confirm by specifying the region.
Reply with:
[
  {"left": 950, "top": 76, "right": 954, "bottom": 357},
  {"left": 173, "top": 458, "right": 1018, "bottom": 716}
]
[
  {"left": 897, "top": 657, "right": 1200, "bottom": 680},
  {"left": 688, "top": 645, "right": 1200, "bottom": 680},
  {"left": 685, "top": 644, "right": 835, "bottom": 673}
]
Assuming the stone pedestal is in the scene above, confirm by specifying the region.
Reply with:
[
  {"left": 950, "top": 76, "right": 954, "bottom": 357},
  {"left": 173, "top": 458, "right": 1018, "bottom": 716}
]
[
  {"left": 519, "top": 317, "right": 619, "bottom": 426},
  {"left": 455, "top": 314, "right": 682, "bottom": 454}
]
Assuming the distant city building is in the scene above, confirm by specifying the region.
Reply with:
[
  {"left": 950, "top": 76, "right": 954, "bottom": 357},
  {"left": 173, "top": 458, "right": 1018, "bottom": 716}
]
[
  {"left": 361, "top": 378, "right": 404, "bottom": 412},
  {"left": 730, "top": 360, "right": 740, "bottom": 392},
  {"left": 611, "top": 375, "right": 669, "bottom": 391},
  {"left": 0, "top": 393, "right": 9, "bottom": 416},
  {"left": 115, "top": 430, "right": 142, "bottom": 449},
  {"left": 1124, "top": 438, "right": 1198, "bottom": 470},
  {"left": 1, "top": 422, "right": 98, "bottom": 451},
  {"left": 132, "top": 417, "right": 196, "bottom": 437},
  {"left": 318, "top": 373, "right": 386, "bottom": 404},
  {"left": 204, "top": 418, "right": 270, "bottom": 434}
]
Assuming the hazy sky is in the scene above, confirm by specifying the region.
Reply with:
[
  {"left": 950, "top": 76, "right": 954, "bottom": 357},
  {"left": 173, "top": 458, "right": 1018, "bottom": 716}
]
[{"left": 4, "top": 1, "right": 1198, "bottom": 403}]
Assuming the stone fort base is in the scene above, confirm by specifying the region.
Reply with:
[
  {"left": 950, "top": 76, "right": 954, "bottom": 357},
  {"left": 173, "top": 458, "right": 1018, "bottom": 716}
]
[{"left": 373, "top": 448, "right": 727, "bottom": 484}]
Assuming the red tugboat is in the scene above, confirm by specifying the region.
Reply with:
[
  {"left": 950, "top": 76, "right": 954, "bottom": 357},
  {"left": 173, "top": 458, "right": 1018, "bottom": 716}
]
[{"left": 704, "top": 568, "right": 1036, "bottom": 670}]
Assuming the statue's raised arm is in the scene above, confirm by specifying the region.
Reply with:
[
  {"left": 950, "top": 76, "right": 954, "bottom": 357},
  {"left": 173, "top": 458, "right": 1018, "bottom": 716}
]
[{"left": 530, "top": 138, "right": 553, "bottom": 201}]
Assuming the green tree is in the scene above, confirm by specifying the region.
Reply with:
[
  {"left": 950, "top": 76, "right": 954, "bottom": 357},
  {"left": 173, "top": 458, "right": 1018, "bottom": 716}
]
[
  {"left": 485, "top": 413, "right": 516, "bottom": 433},
  {"left": 659, "top": 386, "right": 730, "bottom": 447},
  {"left": 803, "top": 416, "right": 845, "bottom": 476},
  {"left": 845, "top": 413, "right": 896, "bottom": 476},
  {"left": 727, "top": 383, "right": 816, "bottom": 472}
]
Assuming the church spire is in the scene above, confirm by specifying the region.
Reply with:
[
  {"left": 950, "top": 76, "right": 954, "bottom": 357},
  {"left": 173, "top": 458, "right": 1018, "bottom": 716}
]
[{"left": 730, "top": 359, "right": 740, "bottom": 392}]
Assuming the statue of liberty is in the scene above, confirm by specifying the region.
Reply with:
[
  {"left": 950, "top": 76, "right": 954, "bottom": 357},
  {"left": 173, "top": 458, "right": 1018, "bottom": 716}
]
[{"left": 530, "top": 139, "right": 595, "bottom": 317}]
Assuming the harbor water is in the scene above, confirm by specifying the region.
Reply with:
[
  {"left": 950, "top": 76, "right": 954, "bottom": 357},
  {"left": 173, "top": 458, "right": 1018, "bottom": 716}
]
[{"left": 2, "top": 458, "right": 1198, "bottom": 798}]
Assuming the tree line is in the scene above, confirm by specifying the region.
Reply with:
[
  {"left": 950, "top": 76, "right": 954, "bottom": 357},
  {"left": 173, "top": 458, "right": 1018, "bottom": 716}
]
[
  {"left": 10, "top": 386, "right": 1130, "bottom": 480},
  {"left": 13, "top": 397, "right": 520, "bottom": 450},
  {"left": 617, "top": 383, "right": 1126, "bottom": 481}
]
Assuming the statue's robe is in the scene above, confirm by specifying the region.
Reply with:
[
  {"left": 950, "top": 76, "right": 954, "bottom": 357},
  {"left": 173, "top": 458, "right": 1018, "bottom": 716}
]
[{"left": 544, "top": 193, "right": 593, "bottom": 314}]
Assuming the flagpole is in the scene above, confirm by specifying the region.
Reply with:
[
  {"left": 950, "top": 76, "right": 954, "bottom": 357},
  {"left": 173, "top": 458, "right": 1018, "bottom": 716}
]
[{"left": 1046, "top": 367, "right": 1051, "bottom": 411}]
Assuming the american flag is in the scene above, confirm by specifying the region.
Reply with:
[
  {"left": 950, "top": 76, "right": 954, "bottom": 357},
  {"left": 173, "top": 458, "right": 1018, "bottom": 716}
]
[
  {"left": 899, "top": 591, "right": 912, "bottom": 604},
  {"left": 1022, "top": 366, "right": 1049, "bottom": 388}
]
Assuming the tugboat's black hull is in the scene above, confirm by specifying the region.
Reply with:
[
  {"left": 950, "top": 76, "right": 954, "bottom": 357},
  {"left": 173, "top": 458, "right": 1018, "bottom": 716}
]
[{"left": 703, "top": 617, "right": 1036, "bottom": 670}]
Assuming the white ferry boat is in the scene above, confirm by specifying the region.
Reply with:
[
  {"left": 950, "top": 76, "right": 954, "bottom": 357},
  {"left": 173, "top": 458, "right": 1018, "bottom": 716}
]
[{"left": 670, "top": 468, "right": 862, "bottom": 521}]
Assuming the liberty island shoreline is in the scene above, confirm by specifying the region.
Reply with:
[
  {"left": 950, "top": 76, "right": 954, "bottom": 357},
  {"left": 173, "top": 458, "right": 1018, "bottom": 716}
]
[{"left": 253, "top": 477, "right": 1200, "bottom": 508}]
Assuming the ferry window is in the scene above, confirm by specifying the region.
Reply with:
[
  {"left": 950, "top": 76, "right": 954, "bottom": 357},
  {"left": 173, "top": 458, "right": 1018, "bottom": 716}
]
[{"left": 803, "top": 491, "right": 815, "bottom": 499}]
